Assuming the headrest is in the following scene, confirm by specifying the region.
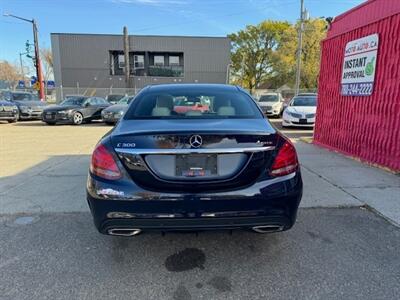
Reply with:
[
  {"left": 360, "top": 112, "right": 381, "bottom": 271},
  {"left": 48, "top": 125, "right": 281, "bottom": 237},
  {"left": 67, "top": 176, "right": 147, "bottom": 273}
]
[
  {"left": 152, "top": 107, "right": 171, "bottom": 116},
  {"left": 156, "top": 95, "right": 174, "bottom": 110},
  {"left": 217, "top": 106, "right": 235, "bottom": 116},
  {"left": 214, "top": 98, "right": 231, "bottom": 111}
]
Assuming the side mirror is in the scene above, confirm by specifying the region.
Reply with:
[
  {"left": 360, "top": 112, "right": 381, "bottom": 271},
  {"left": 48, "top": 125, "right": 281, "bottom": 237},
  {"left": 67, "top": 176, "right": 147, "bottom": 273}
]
[{"left": 84, "top": 102, "right": 90, "bottom": 107}]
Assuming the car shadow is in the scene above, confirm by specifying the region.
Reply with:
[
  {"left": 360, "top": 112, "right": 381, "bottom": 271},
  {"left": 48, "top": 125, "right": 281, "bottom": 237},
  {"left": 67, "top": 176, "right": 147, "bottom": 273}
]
[{"left": 0, "top": 153, "right": 281, "bottom": 265}]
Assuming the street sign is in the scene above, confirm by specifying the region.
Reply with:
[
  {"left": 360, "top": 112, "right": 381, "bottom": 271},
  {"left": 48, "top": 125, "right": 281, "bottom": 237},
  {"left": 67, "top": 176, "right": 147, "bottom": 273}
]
[
  {"left": 341, "top": 34, "right": 379, "bottom": 96},
  {"left": 30, "top": 76, "right": 37, "bottom": 86},
  {"left": 33, "top": 82, "right": 40, "bottom": 90},
  {"left": 47, "top": 80, "right": 55, "bottom": 89}
]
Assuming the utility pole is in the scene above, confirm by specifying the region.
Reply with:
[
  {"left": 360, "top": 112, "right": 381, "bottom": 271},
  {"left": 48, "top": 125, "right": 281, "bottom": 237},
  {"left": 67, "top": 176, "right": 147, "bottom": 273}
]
[
  {"left": 123, "top": 26, "right": 130, "bottom": 89},
  {"left": 295, "top": 0, "right": 304, "bottom": 96},
  {"left": 3, "top": 13, "right": 45, "bottom": 101},
  {"left": 32, "top": 19, "right": 45, "bottom": 100}
]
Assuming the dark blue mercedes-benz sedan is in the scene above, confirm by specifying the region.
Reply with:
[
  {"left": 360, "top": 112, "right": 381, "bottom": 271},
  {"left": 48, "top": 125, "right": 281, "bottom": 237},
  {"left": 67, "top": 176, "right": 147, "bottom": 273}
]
[{"left": 86, "top": 84, "right": 302, "bottom": 236}]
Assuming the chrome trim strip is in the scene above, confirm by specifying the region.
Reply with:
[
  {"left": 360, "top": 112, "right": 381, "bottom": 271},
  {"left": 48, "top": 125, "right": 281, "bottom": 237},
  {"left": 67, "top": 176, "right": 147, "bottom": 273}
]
[{"left": 115, "top": 146, "right": 275, "bottom": 155}]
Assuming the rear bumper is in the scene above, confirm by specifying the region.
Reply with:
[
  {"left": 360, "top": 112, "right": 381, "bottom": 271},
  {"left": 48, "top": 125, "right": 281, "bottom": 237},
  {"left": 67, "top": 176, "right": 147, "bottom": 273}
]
[
  {"left": 99, "top": 215, "right": 292, "bottom": 233},
  {"left": 87, "top": 171, "right": 303, "bottom": 234}
]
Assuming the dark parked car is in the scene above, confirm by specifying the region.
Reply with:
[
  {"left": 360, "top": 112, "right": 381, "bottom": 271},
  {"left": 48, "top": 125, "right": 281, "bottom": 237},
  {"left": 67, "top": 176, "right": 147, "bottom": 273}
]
[
  {"left": 106, "top": 94, "right": 126, "bottom": 104},
  {"left": 101, "top": 95, "right": 135, "bottom": 125},
  {"left": 42, "top": 96, "right": 110, "bottom": 125},
  {"left": 0, "top": 90, "right": 46, "bottom": 120},
  {"left": 87, "top": 84, "right": 302, "bottom": 236},
  {"left": 0, "top": 99, "right": 19, "bottom": 123}
]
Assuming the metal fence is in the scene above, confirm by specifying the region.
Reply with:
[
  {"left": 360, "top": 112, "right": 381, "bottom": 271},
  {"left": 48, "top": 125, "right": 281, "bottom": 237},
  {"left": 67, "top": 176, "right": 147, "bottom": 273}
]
[
  {"left": 9, "top": 85, "right": 317, "bottom": 104},
  {"left": 50, "top": 87, "right": 142, "bottom": 103}
]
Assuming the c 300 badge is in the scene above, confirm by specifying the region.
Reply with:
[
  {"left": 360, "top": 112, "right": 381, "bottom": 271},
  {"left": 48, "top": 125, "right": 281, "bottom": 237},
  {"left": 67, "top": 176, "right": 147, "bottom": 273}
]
[{"left": 117, "top": 142, "right": 136, "bottom": 148}]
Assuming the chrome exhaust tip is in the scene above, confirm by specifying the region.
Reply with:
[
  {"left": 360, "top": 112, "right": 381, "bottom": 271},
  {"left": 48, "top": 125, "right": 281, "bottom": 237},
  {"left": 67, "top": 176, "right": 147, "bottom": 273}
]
[
  {"left": 108, "top": 228, "right": 142, "bottom": 236},
  {"left": 252, "top": 225, "right": 284, "bottom": 234}
]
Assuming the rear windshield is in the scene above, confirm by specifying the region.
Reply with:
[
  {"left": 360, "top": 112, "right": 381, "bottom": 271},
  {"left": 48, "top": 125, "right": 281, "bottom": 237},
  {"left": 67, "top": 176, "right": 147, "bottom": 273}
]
[
  {"left": 107, "top": 95, "right": 124, "bottom": 101},
  {"left": 61, "top": 97, "right": 86, "bottom": 106},
  {"left": 12, "top": 93, "right": 36, "bottom": 101},
  {"left": 124, "top": 88, "right": 262, "bottom": 119},
  {"left": 118, "top": 96, "right": 134, "bottom": 105},
  {"left": 292, "top": 96, "right": 316, "bottom": 107},
  {"left": 259, "top": 94, "right": 278, "bottom": 102}
]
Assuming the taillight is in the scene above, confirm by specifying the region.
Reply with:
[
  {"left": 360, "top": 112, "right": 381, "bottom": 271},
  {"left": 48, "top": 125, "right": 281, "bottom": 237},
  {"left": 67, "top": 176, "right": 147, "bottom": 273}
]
[
  {"left": 270, "top": 140, "right": 299, "bottom": 177},
  {"left": 90, "top": 144, "right": 122, "bottom": 180}
]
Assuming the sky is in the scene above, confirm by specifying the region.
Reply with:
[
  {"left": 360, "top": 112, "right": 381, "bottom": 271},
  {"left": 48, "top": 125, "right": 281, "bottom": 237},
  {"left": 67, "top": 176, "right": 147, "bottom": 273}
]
[{"left": 1, "top": 0, "right": 364, "bottom": 66}]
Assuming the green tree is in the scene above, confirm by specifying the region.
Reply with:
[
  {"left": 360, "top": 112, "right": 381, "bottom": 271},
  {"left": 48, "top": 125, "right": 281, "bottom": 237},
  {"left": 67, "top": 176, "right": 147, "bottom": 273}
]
[
  {"left": 229, "top": 18, "right": 327, "bottom": 91},
  {"left": 228, "top": 21, "right": 291, "bottom": 93},
  {"left": 269, "top": 25, "right": 297, "bottom": 88},
  {"left": 270, "top": 18, "right": 327, "bottom": 90},
  {"left": 300, "top": 18, "right": 327, "bottom": 89}
]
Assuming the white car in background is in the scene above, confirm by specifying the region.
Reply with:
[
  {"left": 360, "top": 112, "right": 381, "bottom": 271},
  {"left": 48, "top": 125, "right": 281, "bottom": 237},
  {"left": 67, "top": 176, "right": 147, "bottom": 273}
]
[
  {"left": 282, "top": 94, "right": 317, "bottom": 128},
  {"left": 257, "top": 92, "right": 284, "bottom": 117}
]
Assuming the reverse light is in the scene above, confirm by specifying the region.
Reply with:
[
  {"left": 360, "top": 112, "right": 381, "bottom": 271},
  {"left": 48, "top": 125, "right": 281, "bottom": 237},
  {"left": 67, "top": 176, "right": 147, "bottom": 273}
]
[
  {"left": 90, "top": 144, "right": 122, "bottom": 180},
  {"left": 270, "top": 140, "right": 299, "bottom": 177}
]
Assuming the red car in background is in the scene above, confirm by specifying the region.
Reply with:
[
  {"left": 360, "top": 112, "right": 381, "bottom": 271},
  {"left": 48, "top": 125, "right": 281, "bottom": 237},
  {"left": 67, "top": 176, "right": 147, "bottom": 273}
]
[{"left": 173, "top": 97, "right": 209, "bottom": 114}]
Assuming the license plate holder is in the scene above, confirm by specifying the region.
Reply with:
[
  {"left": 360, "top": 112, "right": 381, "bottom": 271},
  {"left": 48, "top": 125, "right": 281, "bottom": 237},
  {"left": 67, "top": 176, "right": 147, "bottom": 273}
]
[
  {"left": 176, "top": 154, "right": 217, "bottom": 177},
  {"left": 299, "top": 118, "right": 307, "bottom": 124}
]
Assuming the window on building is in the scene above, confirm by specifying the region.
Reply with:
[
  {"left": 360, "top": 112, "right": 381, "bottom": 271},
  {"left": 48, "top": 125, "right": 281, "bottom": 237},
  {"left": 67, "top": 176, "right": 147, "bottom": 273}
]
[
  {"left": 118, "top": 54, "right": 125, "bottom": 69},
  {"left": 134, "top": 55, "right": 144, "bottom": 69},
  {"left": 154, "top": 55, "right": 165, "bottom": 66},
  {"left": 169, "top": 56, "right": 180, "bottom": 66}
]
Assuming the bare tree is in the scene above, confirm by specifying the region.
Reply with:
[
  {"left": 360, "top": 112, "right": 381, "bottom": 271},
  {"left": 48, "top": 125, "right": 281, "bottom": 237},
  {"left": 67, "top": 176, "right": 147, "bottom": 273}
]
[
  {"left": 0, "top": 60, "right": 21, "bottom": 89},
  {"left": 40, "top": 48, "right": 53, "bottom": 96}
]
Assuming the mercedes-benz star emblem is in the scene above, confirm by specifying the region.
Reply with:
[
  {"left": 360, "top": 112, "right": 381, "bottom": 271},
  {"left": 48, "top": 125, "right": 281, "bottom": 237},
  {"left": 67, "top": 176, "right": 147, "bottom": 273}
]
[{"left": 189, "top": 135, "right": 203, "bottom": 148}]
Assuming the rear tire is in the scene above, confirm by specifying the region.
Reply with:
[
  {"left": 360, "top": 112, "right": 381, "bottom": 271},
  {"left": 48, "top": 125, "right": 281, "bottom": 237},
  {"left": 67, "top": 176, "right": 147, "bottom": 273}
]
[{"left": 72, "top": 112, "right": 83, "bottom": 125}]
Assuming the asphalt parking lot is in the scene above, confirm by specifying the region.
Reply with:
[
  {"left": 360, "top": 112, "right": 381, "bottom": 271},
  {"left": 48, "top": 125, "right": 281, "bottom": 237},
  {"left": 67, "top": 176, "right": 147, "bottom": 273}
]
[{"left": 1, "top": 120, "right": 399, "bottom": 300}]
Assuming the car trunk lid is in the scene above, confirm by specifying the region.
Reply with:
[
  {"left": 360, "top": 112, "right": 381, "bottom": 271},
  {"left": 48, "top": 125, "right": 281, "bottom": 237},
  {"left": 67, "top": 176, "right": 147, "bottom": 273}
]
[{"left": 111, "top": 119, "right": 278, "bottom": 192}]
